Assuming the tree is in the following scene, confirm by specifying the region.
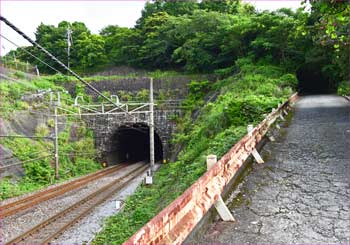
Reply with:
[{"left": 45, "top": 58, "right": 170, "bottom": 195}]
[
  {"left": 137, "top": 12, "right": 175, "bottom": 68},
  {"left": 136, "top": 0, "right": 198, "bottom": 28},
  {"left": 100, "top": 25, "right": 142, "bottom": 66},
  {"left": 250, "top": 11, "right": 308, "bottom": 69},
  {"left": 17, "top": 21, "right": 108, "bottom": 74},
  {"left": 303, "top": 0, "right": 350, "bottom": 81},
  {"left": 199, "top": 0, "right": 241, "bottom": 14},
  {"left": 74, "top": 33, "right": 108, "bottom": 72}
]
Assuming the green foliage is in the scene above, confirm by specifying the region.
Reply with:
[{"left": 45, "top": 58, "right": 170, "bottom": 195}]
[
  {"left": 14, "top": 71, "right": 26, "bottom": 79},
  {"left": 337, "top": 81, "right": 350, "bottom": 96},
  {"left": 47, "top": 118, "right": 55, "bottom": 128},
  {"left": 98, "top": 91, "right": 111, "bottom": 102},
  {"left": 135, "top": 89, "right": 149, "bottom": 102},
  {"left": 11, "top": 0, "right": 313, "bottom": 74},
  {"left": 0, "top": 80, "right": 37, "bottom": 118},
  {"left": 0, "top": 178, "right": 42, "bottom": 200},
  {"left": 93, "top": 60, "right": 296, "bottom": 244},
  {"left": 46, "top": 74, "right": 77, "bottom": 83},
  {"left": 35, "top": 123, "right": 50, "bottom": 137},
  {"left": 300, "top": 0, "right": 350, "bottom": 83},
  {"left": 8, "top": 0, "right": 347, "bottom": 92},
  {"left": 13, "top": 21, "right": 106, "bottom": 74},
  {"left": 0, "top": 72, "right": 101, "bottom": 200}
]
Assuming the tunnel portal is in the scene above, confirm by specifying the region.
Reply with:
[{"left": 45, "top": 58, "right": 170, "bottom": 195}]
[
  {"left": 296, "top": 62, "right": 335, "bottom": 94},
  {"left": 106, "top": 123, "right": 163, "bottom": 165}
]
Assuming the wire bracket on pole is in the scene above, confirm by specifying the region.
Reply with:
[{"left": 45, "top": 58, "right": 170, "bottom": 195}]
[
  {"left": 207, "top": 155, "right": 235, "bottom": 222},
  {"left": 247, "top": 125, "right": 264, "bottom": 164}
]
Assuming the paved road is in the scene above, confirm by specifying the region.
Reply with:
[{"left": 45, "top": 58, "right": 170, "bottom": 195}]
[{"left": 190, "top": 95, "right": 350, "bottom": 244}]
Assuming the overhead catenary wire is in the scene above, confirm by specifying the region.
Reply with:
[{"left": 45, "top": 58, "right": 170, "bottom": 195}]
[
  {"left": 0, "top": 33, "right": 63, "bottom": 75},
  {"left": 0, "top": 135, "right": 53, "bottom": 139},
  {"left": 0, "top": 15, "right": 135, "bottom": 117},
  {"left": 0, "top": 154, "right": 53, "bottom": 170}
]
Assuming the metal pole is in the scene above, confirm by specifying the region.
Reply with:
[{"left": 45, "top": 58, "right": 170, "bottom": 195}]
[
  {"left": 13, "top": 52, "right": 18, "bottom": 69},
  {"left": 54, "top": 105, "right": 59, "bottom": 180},
  {"left": 67, "top": 26, "right": 72, "bottom": 70},
  {"left": 149, "top": 77, "right": 155, "bottom": 173}
]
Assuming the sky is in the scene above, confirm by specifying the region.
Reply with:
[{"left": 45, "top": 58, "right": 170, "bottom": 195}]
[{"left": 0, "top": 0, "right": 304, "bottom": 56}]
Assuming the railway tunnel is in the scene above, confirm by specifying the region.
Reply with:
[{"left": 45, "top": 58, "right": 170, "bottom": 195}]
[
  {"left": 296, "top": 61, "right": 336, "bottom": 94},
  {"left": 106, "top": 123, "right": 163, "bottom": 165}
]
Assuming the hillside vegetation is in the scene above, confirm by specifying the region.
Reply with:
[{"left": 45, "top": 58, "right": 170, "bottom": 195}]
[
  {"left": 0, "top": 73, "right": 101, "bottom": 199},
  {"left": 0, "top": 69, "right": 207, "bottom": 200},
  {"left": 5, "top": 1, "right": 349, "bottom": 92},
  {"left": 93, "top": 58, "right": 297, "bottom": 244},
  {"left": 1, "top": 0, "right": 348, "bottom": 243}
]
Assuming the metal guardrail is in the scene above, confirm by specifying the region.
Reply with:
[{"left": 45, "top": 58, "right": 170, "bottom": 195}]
[{"left": 124, "top": 93, "right": 298, "bottom": 245}]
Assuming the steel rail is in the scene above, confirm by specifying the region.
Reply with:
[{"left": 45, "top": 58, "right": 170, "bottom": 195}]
[
  {"left": 5, "top": 163, "right": 148, "bottom": 245},
  {"left": 0, "top": 163, "right": 129, "bottom": 218}
]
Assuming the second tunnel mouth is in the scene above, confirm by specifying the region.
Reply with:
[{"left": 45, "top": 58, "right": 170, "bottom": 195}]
[
  {"left": 106, "top": 123, "right": 163, "bottom": 165},
  {"left": 296, "top": 61, "right": 337, "bottom": 95}
]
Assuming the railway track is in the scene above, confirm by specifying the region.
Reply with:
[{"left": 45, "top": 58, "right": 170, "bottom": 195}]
[
  {"left": 6, "top": 163, "right": 148, "bottom": 245},
  {"left": 0, "top": 163, "right": 129, "bottom": 218}
]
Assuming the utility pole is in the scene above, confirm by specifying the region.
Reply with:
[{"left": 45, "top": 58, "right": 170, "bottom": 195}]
[
  {"left": 66, "top": 26, "right": 73, "bottom": 70},
  {"left": 53, "top": 94, "right": 60, "bottom": 180},
  {"left": 149, "top": 77, "right": 155, "bottom": 174},
  {"left": 35, "top": 65, "right": 40, "bottom": 76},
  {"left": 13, "top": 52, "right": 17, "bottom": 69}
]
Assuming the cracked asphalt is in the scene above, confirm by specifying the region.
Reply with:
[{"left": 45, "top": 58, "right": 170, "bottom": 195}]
[{"left": 190, "top": 95, "right": 350, "bottom": 244}]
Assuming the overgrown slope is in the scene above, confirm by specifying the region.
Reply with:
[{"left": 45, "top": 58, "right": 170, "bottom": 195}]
[
  {"left": 93, "top": 59, "right": 297, "bottom": 244},
  {"left": 0, "top": 72, "right": 101, "bottom": 200},
  {"left": 0, "top": 69, "right": 216, "bottom": 200}
]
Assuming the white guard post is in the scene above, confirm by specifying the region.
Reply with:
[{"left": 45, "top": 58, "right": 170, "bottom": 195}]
[
  {"left": 276, "top": 123, "right": 281, "bottom": 130},
  {"left": 247, "top": 125, "right": 264, "bottom": 164},
  {"left": 115, "top": 200, "right": 121, "bottom": 210},
  {"left": 279, "top": 113, "right": 286, "bottom": 121},
  {"left": 268, "top": 134, "right": 276, "bottom": 142},
  {"left": 207, "top": 155, "right": 235, "bottom": 222},
  {"left": 145, "top": 169, "right": 153, "bottom": 185}
]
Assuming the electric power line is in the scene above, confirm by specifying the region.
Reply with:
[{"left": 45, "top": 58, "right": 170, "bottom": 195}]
[
  {"left": 0, "top": 33, "right": 63, "bottom": 75},
  {"left": 0, "top": 135, "right": 53, "bottom": 139},
  {"left": 0, "top": 154, "right": 53, "bottom": 170},
  {"left": 0, "top": 15, "right": 135, "bottom": 118}
]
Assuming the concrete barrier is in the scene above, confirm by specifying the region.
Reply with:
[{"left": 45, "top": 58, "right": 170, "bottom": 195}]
[{"left": 124, "top": 93, "right": 298, "bottom": 245}]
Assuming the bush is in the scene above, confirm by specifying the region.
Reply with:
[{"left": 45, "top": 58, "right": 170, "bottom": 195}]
[
  {"left": 47, "top": 118, "right": 55, "bottom": 128},
  {"left": 93, "top": 61, "right": 295, "bottom": 244},
  {"left": 14, "top": 71, "right": 25, "bottom": 79},
  {"left": 337, "top": 81, "right": 350, "bottom": 96},
  {"left": 35, "top": 123, "right": 49, "bottom": 137}
]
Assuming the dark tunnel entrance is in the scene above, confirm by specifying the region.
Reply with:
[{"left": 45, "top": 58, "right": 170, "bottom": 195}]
[
  {"left": 107, "top": 124, "right": 163, "bottom": 165},
  {"left": 296, "top": 62, "right": 336, "bottom": 94}
]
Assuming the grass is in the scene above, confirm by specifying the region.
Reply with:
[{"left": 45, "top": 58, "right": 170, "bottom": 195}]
[
  {"left": 0, "top": 76, "right": 101, "bottom": 200},
  {"left": 0, "top": 69, "right": 214, "bottom": 200},
  {"left": 92, "top": 59, "right": 297, "bottom": 244},
  {"left": 0, "top": 61, "right": 297, "bottom": 242}
]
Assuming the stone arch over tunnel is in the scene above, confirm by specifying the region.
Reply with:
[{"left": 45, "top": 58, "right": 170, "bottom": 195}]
[
  {"left": 296, "top": 61, "right": 336, "bottom": 94},
  {"left": 106, "top": 123, "right": 163, "bottom": 165}
]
